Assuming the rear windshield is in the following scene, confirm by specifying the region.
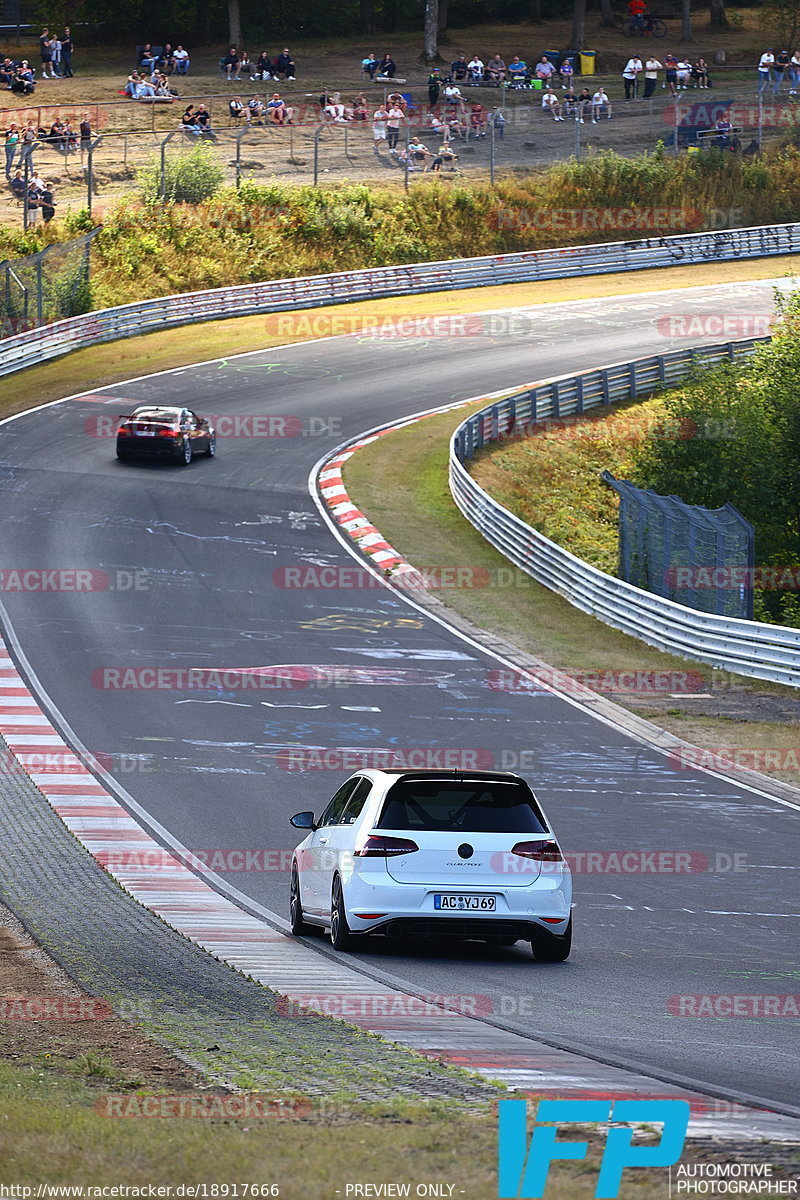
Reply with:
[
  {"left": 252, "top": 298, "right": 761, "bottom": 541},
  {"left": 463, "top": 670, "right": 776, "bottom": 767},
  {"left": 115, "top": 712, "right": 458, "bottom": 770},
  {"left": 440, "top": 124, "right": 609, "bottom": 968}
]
[
  {"left": 130, "top": 410, "right": 180, "bottom": 424},
  {"left": 377, "top": 779, "right": 548, "bottom": 834}
]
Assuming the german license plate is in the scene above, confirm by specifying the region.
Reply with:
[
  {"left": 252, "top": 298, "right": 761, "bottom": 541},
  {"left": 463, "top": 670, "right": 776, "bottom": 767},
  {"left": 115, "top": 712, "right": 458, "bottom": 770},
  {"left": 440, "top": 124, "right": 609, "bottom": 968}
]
[
  {"left": 135, "top": 429, "right": 156, "bottom": 437},
  {"left": 434, "top": 894, "right": 496, "bottom": 911}
]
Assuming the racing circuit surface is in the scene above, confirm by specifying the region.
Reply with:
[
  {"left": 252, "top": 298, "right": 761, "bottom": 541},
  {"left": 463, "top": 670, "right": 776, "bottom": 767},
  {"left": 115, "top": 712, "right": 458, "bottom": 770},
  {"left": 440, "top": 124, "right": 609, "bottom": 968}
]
[{"left": 0, "top": 280, "right": 798, "bottom": 1113}]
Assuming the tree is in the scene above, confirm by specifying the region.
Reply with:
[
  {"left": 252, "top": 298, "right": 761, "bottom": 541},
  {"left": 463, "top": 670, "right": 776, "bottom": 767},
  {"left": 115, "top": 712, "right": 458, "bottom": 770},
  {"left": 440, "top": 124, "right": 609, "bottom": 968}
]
[
  {"left": 530, "top": 0, "right": 543, "bottom": 23},
  {"left": 681, "top": 0, "right": 694, "bottom": 41},
  {"left": 360, "top": 0, "right": 376, "bottom": 36},
  {"left": 709, "top": 0, "right": 729, "bottom": 30},
  {"left": 598, "top": 0, "right": 615, "bottom": 29},
  {"left": 571, "top": 0, "right": 586, "bottom": 49},
  {"left": 423, "top": 0, "right": 439, "bottom": 62},
  {"left": 438, "top": 0, "right": 449, "bottom": 33},
  {"left": 228, "top": 0, "right": 242, "bottom": 47}
]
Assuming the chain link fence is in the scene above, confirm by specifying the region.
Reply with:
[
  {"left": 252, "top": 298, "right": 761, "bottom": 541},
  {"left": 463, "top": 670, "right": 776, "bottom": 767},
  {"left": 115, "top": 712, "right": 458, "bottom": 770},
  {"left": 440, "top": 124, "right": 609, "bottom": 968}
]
[
  {"left": 0, "top": 228, "right": 98, "bottom": 335},
  {"left": 602, "top": 471, "right": 755, "bottom": 619}
]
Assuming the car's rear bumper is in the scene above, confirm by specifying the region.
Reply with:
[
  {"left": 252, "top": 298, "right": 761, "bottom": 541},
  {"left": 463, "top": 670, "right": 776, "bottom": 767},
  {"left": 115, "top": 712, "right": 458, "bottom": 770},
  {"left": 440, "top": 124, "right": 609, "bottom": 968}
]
[
  {"left": 356, "top": 915, "right": 568, "bottom": 940},
  {"left": 117, "top": 436, "right": 184, "bottom": 457}
]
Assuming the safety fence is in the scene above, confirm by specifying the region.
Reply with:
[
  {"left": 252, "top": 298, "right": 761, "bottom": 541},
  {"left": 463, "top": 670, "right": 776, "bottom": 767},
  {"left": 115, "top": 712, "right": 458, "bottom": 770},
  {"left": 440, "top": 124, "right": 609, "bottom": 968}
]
[
  {"left": 1, "top": 220, "right": 799, "bottom": 375},
  {"left": 449, "top": 338, "right": 800, "bottom": 688}
]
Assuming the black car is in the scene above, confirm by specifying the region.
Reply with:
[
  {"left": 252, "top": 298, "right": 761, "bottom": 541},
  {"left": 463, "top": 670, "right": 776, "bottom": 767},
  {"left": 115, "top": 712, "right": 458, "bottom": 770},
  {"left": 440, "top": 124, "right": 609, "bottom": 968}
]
[{"left": 116, "top": 406, "right": 216, "bottom": 465}]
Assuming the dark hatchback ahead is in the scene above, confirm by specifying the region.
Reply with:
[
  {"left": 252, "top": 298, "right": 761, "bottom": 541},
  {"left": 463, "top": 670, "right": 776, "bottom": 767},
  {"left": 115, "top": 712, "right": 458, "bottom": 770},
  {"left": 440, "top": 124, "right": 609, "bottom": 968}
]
[{"left": 116, "top": 405, "right": 216, "bottom": 465}]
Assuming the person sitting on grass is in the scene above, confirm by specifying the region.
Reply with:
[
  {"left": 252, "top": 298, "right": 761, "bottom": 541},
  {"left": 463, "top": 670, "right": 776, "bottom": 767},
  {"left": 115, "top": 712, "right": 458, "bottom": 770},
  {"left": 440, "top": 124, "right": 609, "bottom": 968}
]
[
  {"left": 239, "top": 50, "right": 253, "bottom": 78},
  {"left": 11, "top": 62, "right": 35, "bottom": 94},
  {"left": 469, "top": 102, "right": 487, "bottom": 136},
  {"left": 275, "top": 48, "right": 296, "bottom": 80},
  {"left": 223, "top": 47, "right": 241, "bottom": 80},
  {"left": 181, "top": 105, "right": 201, "bottom": 134},
  {"left": 431, "top": 142, "right": 458, "bottom": 171},
  {"left": 352, "top": 93, "right": 368, "bottom": 122},
  {"left": 267, "top": 92, "right": 288, "bottom": 123},
  {"left": 407, "top": 135, "right": 435, "bottom": 169},
  {"left": 195, "top": 104, "right": 216, "bottom": 138},
  {"left": 361, "top": 53, "right": 379, "bottom": 80},
  {"left": 9, "top": 169, "right": 25, "bottom": 200},
  {"left": 377, "top": 53, "right": 396, "bottom": 78},
  {"left": 253, "top": 51, "right": 273, "bottom": 80},
  {"left": 0, "top": 57, "right": 16, "bottom": 86}
]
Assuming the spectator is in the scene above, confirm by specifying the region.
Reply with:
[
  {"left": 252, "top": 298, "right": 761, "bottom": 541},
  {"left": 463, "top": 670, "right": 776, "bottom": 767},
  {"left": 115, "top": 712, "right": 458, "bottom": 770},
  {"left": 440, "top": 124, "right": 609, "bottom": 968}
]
[
  {"left": 40, "top": 180, "right": 55, "bottom": 222},
  {"left": 361, "top": 53, "right": 379, "bottom": 80},
  {"left": 451, "top": 55, "right": 468, "bottom": 81},
  {"left": 691, "top": 58, "right": 710, "bottom": 88},
  {"left": 535, "top": 55, "right": 556, "bottom": 82},
  {"left": 159, "top": 43, "right": 175, "bottom": 73},
  {"left": 431, "top": 142, "right": 458, "bottom": 170},
  {"left": 0, "top": 57, "right": 15, "bottom": 86},
  {"left": 542, "top": 86, "right": 565, "bottom": 120},
  {"left": 377, "top": 54, "right": 396, "bottom": 79},
  {"left": 773, "top": 48, "right": 790, "bottom": 94},
  {"left": 443, "top": 82, "right": 466, "bottom": 113},
  {"left": 63, "top": 121, "right": 77, "bottom": 152},
  {"left": 486, "top": 53, "right": 506, "bottom": 83},
  {"left": 469, "top": 102, "right": 487, "bottom": 136},
  {"left": 407, "top": 135, "right": 435, "bottom": 169},
  {"left": 790, "top": 49, "right": 800, "bottom": 96},
  {"left": 267, "top": 92, "right": 288, "bottom": 123},
  {"left": 39, "top": 29, "right": 55, "bottom": 79},
  {"left": 136, "top": 77, "right": 156, "bottom": 98},
  {"left": 173, "top": 45, "right": 190, "bottom": 75},
  {"left": 575, "top": 85, "right": 593, "bottom": 122},
  {"left": 48, "top": 117, "right": 65, "bottom": 148},
  {"left": 27, "top": 177, "right": 42, "bottom": 220},
  {"left": 467, "top": 55, "right": 484, "bottom": 82},
  {"left": 50, "top": 36, "right": 62, "bottom": 78},
  {"left": 676, "top": 58, "right": 691, "bottom": 90},
  {"left": 488, "top": 107, "right": 505, "bottom": 138},
  {"left": 427, "top": 109, "right": 448, "bottom": 139},
  {"left": 592, "top": 86, "right": 612, "bottom": 121},
  {"left": 428, "top": 68, "right": 441, "bottom": 105},
  {"left": 757, "top": 50, "right": 774, "bottom": 93},
  {"left": 11, "top": 62, "right": 35, "bottom": 95},
  {"left": 239, "top": 50, "right": 253, "bottom": 78},
  {"left": 139, "top": 44, "right": 158, "bottom": 73},
  {"left": 154, "top": 73, "right": 175, "bottom": 97},
  {"left": 507, "top": 56, "right": 528, "bottom": 87},
  {"left": 628, "top": 0, "right": 646, "bottom": 29},
  {"left": 61, "top": 28, "right": 74, "bottom": 77},
  {"left": 10, "top": 169, "right": 25, "bottom": 199},
  {"left": 195, "top": 103, "right": 216, "bottom": 138},
  {"left": 372, "top": 103, "right": 389, "bottom": 150},
  {"left": 562, "top": 88, "right": 579, "bottom": 119},
  {"left": 560, "top": 56, "right": 574, "bottom": 87},
  {"left": 125, "top": 71, "right": 141, "bottom": 97},
  {"left": 4, "top": 124, "right": 19, "bottom": 176},
  {"left": 223, "top": 47, "right": 241, "bottom": 80},
  {"left": 386, "top": 100, "right": 403, "bottom": 148},
  {"left": 643, "top": 55, "right": 662, "bottom": 98},
  {"left": 324, "top": 91, "right": 348, "bottom": 122},
  {"left": 79, "top": 112, "right": 92, "bottom": 159},
  {"left": 19, "top": 121, "right": 36, "bottom": 167},
  {"left": 182, "top": 105, "right": 201, "bottom": 134},
  {"left": 623, "top": 54, "right": 642, "bottom": 99},
  {"left": 664, "top": 53, "right": 678, "bottom": 96},
  {"left": 446, "top": 110, "right": 469, "bottom": 140},
  {"left": 253, "top": 51, "right": 272, "bottom": 80},
  {"left": 275, "top": 48, "right": 296, "bottom": 80},
  {"left": 352, "top": 93, "right": 368, "bottom": 122},
  {"left": 248, "top": 95, "right": 264, "bottom": 123}
]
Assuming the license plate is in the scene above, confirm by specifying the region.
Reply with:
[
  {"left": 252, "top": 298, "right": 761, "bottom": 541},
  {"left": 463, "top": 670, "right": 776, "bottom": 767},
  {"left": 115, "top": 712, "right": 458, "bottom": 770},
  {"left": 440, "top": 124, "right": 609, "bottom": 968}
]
[
  {"left": 433, "top": 894, "right": 496, "bottom": 911},
  {"left": 135, "top": 429, "right": 156, "bottom": 437}
]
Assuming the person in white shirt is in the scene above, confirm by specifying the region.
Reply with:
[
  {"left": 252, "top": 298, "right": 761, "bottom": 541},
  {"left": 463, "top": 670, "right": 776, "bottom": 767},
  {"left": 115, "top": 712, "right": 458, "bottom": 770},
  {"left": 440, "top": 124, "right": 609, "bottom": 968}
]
[
  {"left": 592, "top": 87, "right": 612, "bottom": 121},
  {"left": 643, "top": 56, "right": 662, "bottom": 98},
  {"left": 758, "top": 50, "right": 774, "bottom": 92},
  {"left": 790, "top": 50, "right": 800, "bottom": 96},
  {"left": 173, "top": 46, "right": 190, "bottom": 75},
  {"left": 467, "top": 55, "right": 484, "bottom": 82},
  {"left": 676, "top": 59, "right": 691, "bottom": 89},
  {"left": 372, "top": 104, "right": 389, "bottom": 151},
  {"left": 542, "top": 87, "right": 564, "bottom": 120},
  {"left": 623, "top": 55, "right": 642, "bottom": 99}
]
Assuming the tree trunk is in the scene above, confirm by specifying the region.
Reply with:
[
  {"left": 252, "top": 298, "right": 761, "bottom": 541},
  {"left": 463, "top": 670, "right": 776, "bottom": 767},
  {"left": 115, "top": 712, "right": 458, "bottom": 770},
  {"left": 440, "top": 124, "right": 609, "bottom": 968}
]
[
  {"left": 228, "top": 0, "right": 242, "bottom": 47},
  {"left": 360, "top": 0, "right": 376, "bottom": 35},
  {"left": 438, "top": 0, "right": 448, "bottom": 33},
  {"left": 709, "top": 0, "right": 729, "bottom": 30},
  {"left": 599, "top": 0, "right": 615, "bottom": 29},
  {"left": 529, "top": 0, "right": 542, "bottom": 23},
  {"left": 423, "top": 0, "right": 439, "bottom": 62},
  {"left": 680, "top": 0, "right": 694, "bottom": 40},
  {"left": 571, "top": 0, "right": 586, "bottom": 48}
]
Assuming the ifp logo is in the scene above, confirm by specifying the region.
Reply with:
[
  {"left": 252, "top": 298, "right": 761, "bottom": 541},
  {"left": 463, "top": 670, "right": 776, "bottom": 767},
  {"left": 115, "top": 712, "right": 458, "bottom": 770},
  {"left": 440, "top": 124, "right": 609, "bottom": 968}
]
[{"left": 498, "top": 1099, "right": 689, "bottom": 1198}]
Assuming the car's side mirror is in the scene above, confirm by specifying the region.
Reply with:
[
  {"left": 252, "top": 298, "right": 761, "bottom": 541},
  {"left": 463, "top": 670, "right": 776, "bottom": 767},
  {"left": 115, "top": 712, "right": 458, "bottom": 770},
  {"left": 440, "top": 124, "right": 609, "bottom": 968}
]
[{"left": 290, "top": 811, "right": 316, "bottom": 830}]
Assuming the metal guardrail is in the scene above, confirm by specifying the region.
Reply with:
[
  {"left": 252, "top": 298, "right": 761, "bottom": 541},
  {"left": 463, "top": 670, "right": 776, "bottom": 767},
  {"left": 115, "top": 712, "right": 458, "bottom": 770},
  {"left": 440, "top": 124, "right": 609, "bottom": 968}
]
[
  {"left": 450, "top": 338, "right": 800, "bottom": 688},
  {"left": 1, "top": 221, "right": 799, "bottom": 380}
]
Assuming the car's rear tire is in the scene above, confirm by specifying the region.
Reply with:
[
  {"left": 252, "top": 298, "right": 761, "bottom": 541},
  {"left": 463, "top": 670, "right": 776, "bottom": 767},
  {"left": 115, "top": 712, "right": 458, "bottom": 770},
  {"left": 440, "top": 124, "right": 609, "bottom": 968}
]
[
  {"left": 531, "top": 916, "right": 572, "bottom": 962},
  {"left": 180, "top": 438, "right": 193, "bottom": 465},
  {"left": 330, "top": 876, "right": 352, "bottom": 951},
  {"left": 289, "top": 868, "right": 313, "bottom": 936},
  {"left": 206, "top": 434, "right": 216, "bottom": 457}
]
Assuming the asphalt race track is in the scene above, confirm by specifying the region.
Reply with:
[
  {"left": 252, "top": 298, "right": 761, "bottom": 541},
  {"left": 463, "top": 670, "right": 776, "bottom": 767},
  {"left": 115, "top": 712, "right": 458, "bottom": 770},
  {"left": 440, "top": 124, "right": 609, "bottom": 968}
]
[{"left": 1, "top": 280, "right": 798, "bottom": 1112}]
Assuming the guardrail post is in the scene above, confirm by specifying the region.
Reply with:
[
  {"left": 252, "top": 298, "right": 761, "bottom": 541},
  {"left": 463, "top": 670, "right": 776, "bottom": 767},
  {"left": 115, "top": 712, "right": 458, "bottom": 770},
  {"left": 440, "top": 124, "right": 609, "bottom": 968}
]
[
  {"left": 552, "top": 380, "right": 560, "bottom": 418},
  {"left": 630, "top": 361, "right": 637, "bottom": 399},
  {"left": 160, "top": 130, "right": 179, "bottom": 204},
  {"left": 575, "top": 375, "right": 584, "bottom": 415},
  {"left": 601, "top": 369, "right": 611, "bottom": 405},
  {"left": 87, "top": 136, "right": 101, "bottom": 215},
  {"left": 236, "top": 126, "right": 249, "bottom": 188},
  {"left": 657, "top": 355, "right": 666, "bottom": 383},
  {"left": 313, "top": 126, "right": 323, "bottom": 186}
]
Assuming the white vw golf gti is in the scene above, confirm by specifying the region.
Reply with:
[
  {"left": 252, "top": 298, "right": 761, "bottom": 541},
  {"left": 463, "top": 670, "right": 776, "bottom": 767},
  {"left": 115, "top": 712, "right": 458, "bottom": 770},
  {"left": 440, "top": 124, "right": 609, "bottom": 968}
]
[{"left": 289, "top": 768, "right": 572, "bottom": 960}]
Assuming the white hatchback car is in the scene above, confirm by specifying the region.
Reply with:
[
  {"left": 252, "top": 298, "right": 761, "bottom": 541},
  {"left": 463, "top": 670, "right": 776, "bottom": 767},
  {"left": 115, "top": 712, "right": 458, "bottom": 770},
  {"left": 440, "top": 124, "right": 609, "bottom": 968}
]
[{"left": 289, "top": 768, "right": 572, "bottom": 960}]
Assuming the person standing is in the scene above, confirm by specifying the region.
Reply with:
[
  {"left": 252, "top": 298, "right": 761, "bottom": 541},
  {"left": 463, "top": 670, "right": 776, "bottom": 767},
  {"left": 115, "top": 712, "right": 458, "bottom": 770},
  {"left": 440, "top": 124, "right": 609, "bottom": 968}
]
[
  {"left": 386, "top": 100, "right": 403, "bottom": 148},
  {"left": 4, "top": 124, "right": 20, "bottom": 177},
  {"left": 61, "top": 28, "right": 74, "bottom": 76},
  {"left": 50, "top": 35, "right": 62, "bottom": 78},
  {"left": 773, "top": 49, "right": 790, "bottom": 94},
  {"left": 757, "top": 49, "right": 774, "bottom": 93},
  {"left": 39, "top": 28, "right": 54, "bottom": 79},
  {"left": 664, "top": 53, "right": 678, "bottom": 96},
  {"left": 428, "top": 67, "right": 441, "bottom": 106},
  {"left": 643, "top": 55, "right": 662, "bottom": 98},
  {"left": 372, "top": 103, "right": 389, "bottom": 151},
  {"left": 622, "top": 54, "right": 642, "bottom": 100},
  {"left": 20, "top": 121, "right": 37, "bottom": 171},
  {"left": 790, "top": 49, "right": 800, "bottom": 96},
  {"left": 40, "top": 181, "right": 55, "bottom": 222}
]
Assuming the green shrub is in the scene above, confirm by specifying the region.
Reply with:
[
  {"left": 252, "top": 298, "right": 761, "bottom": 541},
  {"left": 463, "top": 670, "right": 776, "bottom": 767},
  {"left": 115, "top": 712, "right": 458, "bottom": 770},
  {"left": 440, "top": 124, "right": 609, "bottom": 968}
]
[{"left": 138, "top": 143, "right": 225, "bottom": 205}]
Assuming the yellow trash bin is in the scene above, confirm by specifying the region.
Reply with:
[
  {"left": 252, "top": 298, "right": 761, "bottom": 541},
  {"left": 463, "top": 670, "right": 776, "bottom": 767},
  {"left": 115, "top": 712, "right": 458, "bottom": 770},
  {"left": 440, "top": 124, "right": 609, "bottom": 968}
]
[{"left": 580, "top": 50, "right": 596, "bottom": 75}]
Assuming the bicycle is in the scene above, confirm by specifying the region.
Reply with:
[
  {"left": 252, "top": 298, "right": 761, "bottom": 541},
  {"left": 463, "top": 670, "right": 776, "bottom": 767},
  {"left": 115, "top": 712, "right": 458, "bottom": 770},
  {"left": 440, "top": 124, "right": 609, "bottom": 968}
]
[{"left": 622, "top": 14, "right": 668, "bottom": 36}]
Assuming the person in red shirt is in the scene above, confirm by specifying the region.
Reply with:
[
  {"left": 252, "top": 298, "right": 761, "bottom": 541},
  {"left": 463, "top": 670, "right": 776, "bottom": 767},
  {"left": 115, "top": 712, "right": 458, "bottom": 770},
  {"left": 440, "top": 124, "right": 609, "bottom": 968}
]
[{"left": 628, "top": 0, "right": 647, "bottom": 28}]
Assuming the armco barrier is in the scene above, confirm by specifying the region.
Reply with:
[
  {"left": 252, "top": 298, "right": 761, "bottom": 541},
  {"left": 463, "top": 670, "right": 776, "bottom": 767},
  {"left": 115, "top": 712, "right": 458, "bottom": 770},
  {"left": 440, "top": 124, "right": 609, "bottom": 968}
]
[
  {"left": 1, "top": 222, "right": 799, "bottom": 379},
  {"left": 449, "top": 338, "right": 800, "bottom": 688}
]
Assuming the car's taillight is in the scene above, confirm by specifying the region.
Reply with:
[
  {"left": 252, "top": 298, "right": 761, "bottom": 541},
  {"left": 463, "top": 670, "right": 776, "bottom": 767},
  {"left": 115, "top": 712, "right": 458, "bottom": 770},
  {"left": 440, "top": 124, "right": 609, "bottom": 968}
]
[
  {"left": 159, "top": 427, "right": 180, "bottom": 437},
  {"left": 511, "top": 840, "right": 563, "bottom": 862},
  {"left": 354, "top": 835, "right": 419, "bottom": 858},
  {"left": 117, "top": 425, "right": 129, "bottom": 435}
]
